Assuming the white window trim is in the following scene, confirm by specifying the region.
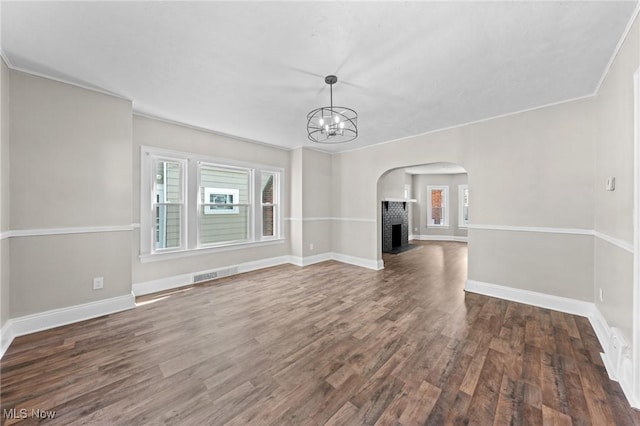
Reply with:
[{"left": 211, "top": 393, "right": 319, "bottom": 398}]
[
  {"left": 140, "top": 146, "right": 284, "bottom": 260},
  {"left": 427, "top": 185, "right": 449, "bottom": 228},
  {"left": 140, "top": 150, "right": 190, "bottom": 256},
  {"left": 459, "top": 184, "right": 469, "bottom": 228}
]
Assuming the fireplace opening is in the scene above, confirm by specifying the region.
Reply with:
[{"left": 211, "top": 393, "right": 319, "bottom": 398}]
[{"left": 391, "top": 224, "right": 402, "bottom": 248}]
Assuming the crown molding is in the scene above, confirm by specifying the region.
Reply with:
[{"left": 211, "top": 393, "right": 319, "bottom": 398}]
[
  {"left": 594, "top": 1, "right": 640, "bottom": 95},
  {"left": 338, "top": 93, "right": 596, "bottom": 155},
  {"left": 133, "top": 111, "right": 291, "bottom": 152}
]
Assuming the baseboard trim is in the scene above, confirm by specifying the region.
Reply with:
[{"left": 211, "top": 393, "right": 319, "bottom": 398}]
[
  {"left": 134, "top": 252, "right": 383, "bottom": 296},
  {"left": 464, "top": 279, "right": 592, "bottom": 316},
  {"left": 1, "top": 293, "right": 136, "bottom": 359},
  {"left": 1, "top": 320, "right": 14, "bottom": 359},
  {"left": 332, "top": 253, "right": 384, "bottom": 271},
  {"left": 410, "top": 234, "right": 468, "bottom": 243},
  {"left": 289, "top": 253, "right": 333, "bottom": 267},
  {"left": 133, "top": 273, "right": 194, "bottom": 296},
  {"left": 465, "top": 279, "right": 639, "bottom": 409},
  {"left": 133, "top": 255, "right": 292, "bottom": 296}
]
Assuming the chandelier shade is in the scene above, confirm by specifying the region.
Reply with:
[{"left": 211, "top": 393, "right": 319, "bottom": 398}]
[{"left": 307, "top": 75, "right": 358, "bottom": 144}]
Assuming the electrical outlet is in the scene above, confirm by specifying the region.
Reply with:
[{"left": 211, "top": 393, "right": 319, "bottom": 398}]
[
  {"left": 599, "top": 288, "right": 604, "bottom": 302},
  {"left": 606, "top": 177, "right": 616, "bottom": 191},
  {"left": 309, "top": 243, "right": 315, "bottom": 251},
  {"left": 93, "top": 277, "right": 104, "bottom": 290}
]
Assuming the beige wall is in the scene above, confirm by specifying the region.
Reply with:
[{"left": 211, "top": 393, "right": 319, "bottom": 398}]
[
  {"left": 469, "top": 230, "right": 594, "bottom": 301},
  {"left": 1, "top": 58, "right": 10, "bottom": 326},
  {"left": 593, "top": 18, "right": 639, "bottom": 340},
  {"left": 9, "top": 70, "right": 133, "bottom": 316},
  {"left": 412, "top": 173, "right": 468, "bottom": 238},
  {"left": 331, "top": 94, "right": 597, "bottom": 301},
  {"left": 289, "top": 148, "right": 303, "bottom": 258},
  {"left": 132, "top": 115, "right": 291, "bottom": 284},
  {"left": 378, "top": 168, "right": 409, "bottom": 200},
  {"left": 288, "top": 147, "right": 332, "bottom": 259},
  {"left": 301, "top": 148, "right": 332, "bottom": 257}
]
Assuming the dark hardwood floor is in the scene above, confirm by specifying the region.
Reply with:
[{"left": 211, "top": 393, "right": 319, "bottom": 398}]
[{"left": 1, "top": 241, "right": 639, "bottom": 425}]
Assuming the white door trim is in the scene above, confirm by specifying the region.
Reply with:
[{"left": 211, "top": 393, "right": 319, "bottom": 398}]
[{"left": 632, "top": 67, "right": 640, "bottom": 407}]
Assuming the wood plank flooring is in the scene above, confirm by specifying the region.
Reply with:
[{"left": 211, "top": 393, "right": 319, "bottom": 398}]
[{"left": 2, "top": 241, "right": 639, "bottom": 425}]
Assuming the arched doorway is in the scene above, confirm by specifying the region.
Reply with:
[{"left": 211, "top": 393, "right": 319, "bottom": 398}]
[{"left": 377, "top": 162, "right": 469, "bottom": 274}]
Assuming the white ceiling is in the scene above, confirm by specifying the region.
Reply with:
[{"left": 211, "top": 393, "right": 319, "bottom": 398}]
[{"left": 2, "top": 1, "right": 637, "bottom": 153}]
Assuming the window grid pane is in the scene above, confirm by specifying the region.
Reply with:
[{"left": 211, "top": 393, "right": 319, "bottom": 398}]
[
  {"left": 462, "top": 187, "right": 469, "bottom": 224},
  {"left": 154, "top": 160, "right": 184, "bottom": 251},
  {"left": 199, "top": 166, "right": 250, "bottom": 245},
  {"left": 155, "top": 204, "right": 182, "bottom": 250},
  {"left": 199, "top": 205, "right": 249, "bottom": 244},
  {"left": 262, "top": 206, "right": 275, "bottom": 237},
  {"left": 261, "top": 172, "right": 276, "bottom": 237},
  {"left": 431, "top": 189, "right": 444, "bottom": 225}
]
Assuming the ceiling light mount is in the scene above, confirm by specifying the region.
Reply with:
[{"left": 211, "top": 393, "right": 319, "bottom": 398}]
[{"left": 307, "top": 75, "right": 358, "bottom": 144}]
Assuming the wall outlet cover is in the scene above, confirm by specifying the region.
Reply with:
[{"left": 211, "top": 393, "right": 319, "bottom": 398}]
[
  {"left": 93, "top": 277, "right": 104, "bottom": 290},
  {"left": 606, "top": 177, "right": 616, "bottom": 191}
]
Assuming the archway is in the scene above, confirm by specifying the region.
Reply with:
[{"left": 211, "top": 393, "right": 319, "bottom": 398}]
[{"left": 376, "top": 162, "right": 469, "bottom": 266}]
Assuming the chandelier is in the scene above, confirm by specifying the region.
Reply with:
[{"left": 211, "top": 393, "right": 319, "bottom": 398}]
[{"left": 306, "top": 75, "right": 358, "bottom": 143}]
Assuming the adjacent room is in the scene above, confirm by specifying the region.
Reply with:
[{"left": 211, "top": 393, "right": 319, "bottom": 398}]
[{"left": 2, "top": 1, "right": 640, "bottom": 424}]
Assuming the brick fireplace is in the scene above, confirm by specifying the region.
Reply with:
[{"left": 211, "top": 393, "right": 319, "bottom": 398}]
[{"left": 382, "top": 201, "right": 409, "bottom": 253}]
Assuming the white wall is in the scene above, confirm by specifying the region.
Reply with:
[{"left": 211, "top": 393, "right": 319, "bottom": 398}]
[
  {"left": 288, "top": 147, "right": 333, "bottom": 261},
  {"left": 9, "top": 70, "right": 133, "bottom": 317},
  {"left": 289, "top": 148, "right": 303, "bottom": 258},
  {"left": 378, "top": 168, "right": 410, "bottom": 200},
  {"left": 593, "top": 17, "right": 639, "bottom": 341},
  {"left": 301, "top": 148, "right": 332, "bottom": 258},
  {"left": 0, "top": 57, "right": 10, "bottom": 327}
]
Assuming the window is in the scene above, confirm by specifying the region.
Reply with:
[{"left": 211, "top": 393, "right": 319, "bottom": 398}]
[
  {"left": 261, "top": 172, "right": 278, "bottom": 237},
  {"left": 459, "top": 184, "right": 469, "bottom": 227},
  {"left": 140, "top": 147, "right": 283, "bottom": 260},
  {"left": 199, "top": 164, "right": 250, "bottom": 245},
  {"left": 427, "top": 185, "right": 449, "bottom": 227},
  {"left": 203, "top": 188, "right": 239, "bottom": 215},
  {"left": 153, "top": 158, "right": 186, "bottom": 251}
]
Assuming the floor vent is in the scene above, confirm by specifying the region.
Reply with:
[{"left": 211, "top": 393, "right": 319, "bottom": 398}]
[{"left": 193, "top": 267, "right": 239, "bottom": 283}]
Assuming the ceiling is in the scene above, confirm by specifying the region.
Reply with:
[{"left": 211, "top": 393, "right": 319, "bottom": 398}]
[{"left": 2, "top": 1, "right": 637, "bottom": 153}]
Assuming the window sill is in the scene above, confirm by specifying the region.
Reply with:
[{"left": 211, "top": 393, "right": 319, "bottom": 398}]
[
  {"left": 428, "top": 225, "right": 450, "bottom": 229},
  {"left": 139, "top": 238, "right": 285, "bottom": 263}
]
